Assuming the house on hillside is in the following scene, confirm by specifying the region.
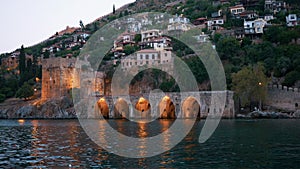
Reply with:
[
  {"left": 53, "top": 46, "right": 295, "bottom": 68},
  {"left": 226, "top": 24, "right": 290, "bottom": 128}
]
[
  {"left": 244, "top": 18, "right": 267, "bottom": 35},
  {"left": 140, "top": 30, "right": 172, "bottom": 51},
  {"left": 286, "top": 14, "right": 298, "bottom": 27},
  {"left": 207, "top": 18, "right": 224, "bottom": 30},
  {"left": 168, "top": 14, "right": 192, "bottom": 32},
  {"left": 121, "top": 49, "right": 173, "bottom": 71},
  {"left": 239, "top": 11, "right": 258, "bottom": 20},
  {"left": 193, "top": 33, "right": 210, "bottom": 43},
  {"left": 141, "top": 29, "right": 162, "bottom": 42},
  {"left": 264, "top": 14, "right": 275, "bottom": 22},
  {"left": 265, "top": 0, "right": 286, "bottom": 14},
  {"left": 193, "top": 17, "right": 208, "bottom": 29},
  {"left": 211, "top": 10, "right": 223, "bottom": 18},
  {"left": 1, "top": 53, "right": 19, "bottom": 70},
  {"left": 229, "top": 5, "right": 245, "bottom": 16}
]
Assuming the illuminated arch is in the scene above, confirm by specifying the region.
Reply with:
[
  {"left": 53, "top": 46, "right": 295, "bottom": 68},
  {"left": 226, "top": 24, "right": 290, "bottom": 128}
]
[
  {"left": 114, "top": 98, "right": 129, "bottom": 119},
  {"left": 135, "top": 97, "right": 151, "bottom": 113},
  {"left": 97, "top": 98, "right": 109, "bottom": 119},
  {"left": 181, "top": 97, "right": 200, "bottom": 119},
  {"left": 159, "top": 96, "right": 176, "bottom": 119},
  {"left": 134, "top": 97, "right": 151, "bottom": 119}
]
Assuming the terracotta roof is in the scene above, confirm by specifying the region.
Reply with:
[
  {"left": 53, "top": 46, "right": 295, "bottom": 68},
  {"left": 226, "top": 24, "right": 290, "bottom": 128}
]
[
  {"left": 229, "top": 5, "right": 244, "bottom": 9},
  {"left": 195, "top": 17, "right": 208, "bottom": 21},
  {"left": 137, "top": 49, "right": 159, "bottom": 53}
]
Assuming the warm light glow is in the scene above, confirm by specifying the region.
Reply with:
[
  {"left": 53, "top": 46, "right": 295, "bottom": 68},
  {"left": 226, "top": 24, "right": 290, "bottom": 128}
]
[
  {"left": 35, "top": 77, "right": 40, "bottom": 82},
  {"left": 163, "top": 96, "right": 170, "bottom": 101},
  {"left": 100, "top": 98, "right": 106, "bottom": 102},
  {"left": 138, "top": 97, "right": 146, "bottom": 103},
  {"left": 18, "top": 119, "right": 25, "bottom": 125},
  {"left": 258, "top": 82, "right": 262, "bottom": 86},
  {"left": 34, "top": 88, "right": 37, "bottom": 92}
]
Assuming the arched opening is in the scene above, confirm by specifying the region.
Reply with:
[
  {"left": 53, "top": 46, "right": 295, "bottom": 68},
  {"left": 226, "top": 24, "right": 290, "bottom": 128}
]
[
  {"left": 159, "top": 96, "right": 176, "bottom": 119},
  {"left": 181, "top": 97, "right": 200, "bottom": 119},
  {"left": 97, "top": 98, "right": 109, "bottom": 119},
  {"left": 135, "top": 97, "right": 151, "bottom": 119},
  {"left": 114, "top": 98, "right": 129, "bottom": 119}
]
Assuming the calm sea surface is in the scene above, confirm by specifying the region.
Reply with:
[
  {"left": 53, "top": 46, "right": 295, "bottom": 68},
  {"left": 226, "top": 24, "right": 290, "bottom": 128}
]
[{"left": 0, "top": 119, "right": 299, "bottom": 169}]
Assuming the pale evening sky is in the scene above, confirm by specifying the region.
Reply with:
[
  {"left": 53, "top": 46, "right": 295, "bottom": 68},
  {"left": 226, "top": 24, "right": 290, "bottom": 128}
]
[{"left": 0, "top": 0, "right": 135, "bottom": 54}]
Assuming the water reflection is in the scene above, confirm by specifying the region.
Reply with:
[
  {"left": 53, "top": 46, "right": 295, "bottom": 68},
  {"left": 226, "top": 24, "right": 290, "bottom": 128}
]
[{"left": 0, "top": 120, "right": 300, "bottom": 168}]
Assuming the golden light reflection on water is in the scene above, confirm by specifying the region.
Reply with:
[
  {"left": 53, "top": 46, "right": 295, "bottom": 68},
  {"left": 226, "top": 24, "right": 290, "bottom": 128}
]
[{"left": 18, "top": 119, "right": 25, "bottom": 125}]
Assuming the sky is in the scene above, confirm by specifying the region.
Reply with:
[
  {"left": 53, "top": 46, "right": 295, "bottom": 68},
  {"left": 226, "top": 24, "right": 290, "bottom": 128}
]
[{"left": 0, "top": 0, "right": 135, "bottom": 54}]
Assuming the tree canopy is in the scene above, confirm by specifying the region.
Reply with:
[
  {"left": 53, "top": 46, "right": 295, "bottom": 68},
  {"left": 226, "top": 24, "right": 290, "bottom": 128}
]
[
  {"left": 16, "top": 82, "right": 34, "bottom": 100},
  {"left": 232, "top": 63, "right": 268, "bottom": 107}
]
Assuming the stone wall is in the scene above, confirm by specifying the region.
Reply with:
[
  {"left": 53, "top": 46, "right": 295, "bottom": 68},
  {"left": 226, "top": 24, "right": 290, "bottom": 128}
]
[{"left": 266, "top": 85, "right": 300, "bottom": 112}]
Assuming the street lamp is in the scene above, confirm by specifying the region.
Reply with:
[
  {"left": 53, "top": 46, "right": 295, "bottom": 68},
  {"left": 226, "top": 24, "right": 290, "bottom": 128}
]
[{"left": 258, "top": 82, "right": 262, "bottom": 111}]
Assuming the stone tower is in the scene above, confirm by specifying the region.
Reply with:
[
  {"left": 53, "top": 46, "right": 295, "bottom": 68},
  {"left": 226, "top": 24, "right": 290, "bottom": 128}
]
[{"left": 41, "top": 57, "right": 77, "bottom": 100}]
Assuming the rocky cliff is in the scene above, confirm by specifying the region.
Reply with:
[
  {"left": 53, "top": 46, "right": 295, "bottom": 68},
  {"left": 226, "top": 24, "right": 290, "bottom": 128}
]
[{"left": 0, "top": 97, "right": 76, "bottom": 119}]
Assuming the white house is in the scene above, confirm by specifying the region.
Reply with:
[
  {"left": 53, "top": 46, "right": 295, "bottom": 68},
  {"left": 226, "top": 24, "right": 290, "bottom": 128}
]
[
  {"left": 265, "top": 0, "right": 286, "bottom": 14},
  {"left": 286, "top": 14, "right": 298, "bottom": 27},
  {"left": 244, "top": 18, "right": 267, "bottom": 34},
  {"left": 264, "top": 14, "right": 275, "bottom": 21},
  {"left": 121, "top": 49, "right": 173, "bottom": 70},
  {"left": 169, "top": 14, "right": 190, "bottom": 24},
  {"left": 141, "top": 29, "right": 162, "bottom": 42},
  {"left": 193, "top": 33, "right": 210, "bottom": 43},
  {"left": 229, "top": 5, "right": 245, "bottom": 15},
  {"left": 207, "top": 18, "right": 224, "bottom": 30},
  {"left": 168, "top": 14, "right": 191, "bottom": 32}
]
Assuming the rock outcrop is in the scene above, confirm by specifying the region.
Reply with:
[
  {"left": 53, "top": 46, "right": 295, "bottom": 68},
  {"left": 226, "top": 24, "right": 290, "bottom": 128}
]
[{"left": 0, "top": 97, "right": 76, "bottom": 119}]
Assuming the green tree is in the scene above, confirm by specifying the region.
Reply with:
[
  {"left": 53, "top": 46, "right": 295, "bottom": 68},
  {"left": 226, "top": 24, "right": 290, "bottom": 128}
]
[
  {"left": 123, "top": 45, "right": 138, "bottom": 55},
  {"left": 0, "top": 94, "right": 5, "bottom": 103},
  {"left": 282, "top": 71, "right": 300, "bottom": 87},
  {"left": 232, "top": 63, "right": 268, "bottom": 110},
  {"left": 16, "top": 82, "right": 34, "bottom": 100},
  {"left": 134, "top": 34, "right": 141, "bottom": 43},
  {"left": 216, "top": 37, "right": 241, "bottom": 60},
  {"left": 19, "top": 45, "right": 26, "bottom": 74},
  {"left": 79, "top": 20, "right": 85, "bottom": 31},
  {"left": 43, "top": 49, "right": 50, "bottom": 59}
]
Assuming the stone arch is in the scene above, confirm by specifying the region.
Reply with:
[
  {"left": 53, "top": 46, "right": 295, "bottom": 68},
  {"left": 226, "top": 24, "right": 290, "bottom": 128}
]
[
  {"left": 159, "top": 96, "right": 176, "bottom": 119},
  {"left": 114, "top": 98, "right": 129, "bottom": 119},
  {"left": 135, "top": 97, "right": 151, "bottom": 119},
  {"left": 96, "top": 98, "right": 109, "bottom": 119},
  {"left": 181, "top": 96, "right": 200, "bottom": 119}
]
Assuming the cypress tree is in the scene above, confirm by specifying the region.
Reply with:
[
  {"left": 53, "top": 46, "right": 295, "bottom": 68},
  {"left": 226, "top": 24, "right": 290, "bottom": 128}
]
[{"left": 19, "top": 45, "right": 26, "bottom": 75}]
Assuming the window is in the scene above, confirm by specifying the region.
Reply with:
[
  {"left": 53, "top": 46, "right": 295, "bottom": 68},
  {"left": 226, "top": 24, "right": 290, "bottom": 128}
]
[
  {"left": 140, "top": 55, "right": 143, "bottom": 59},
  {"left": 165, "top": 53, "right": 168, "bottom": 57},
  {"left": 146, "top": 61, "right": 149, "bottom": 64},
  {"left": 152, "top": 54, "right": 155, "bottom": 59},
  {"left": 146, "top": 55, "right": 149, "bottom": 59}
]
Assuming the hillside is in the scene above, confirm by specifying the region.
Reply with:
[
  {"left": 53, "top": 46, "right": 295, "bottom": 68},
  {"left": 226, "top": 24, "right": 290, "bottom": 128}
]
[{"left": 1, "top": 0, "right": 300, "bottom": 107}]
